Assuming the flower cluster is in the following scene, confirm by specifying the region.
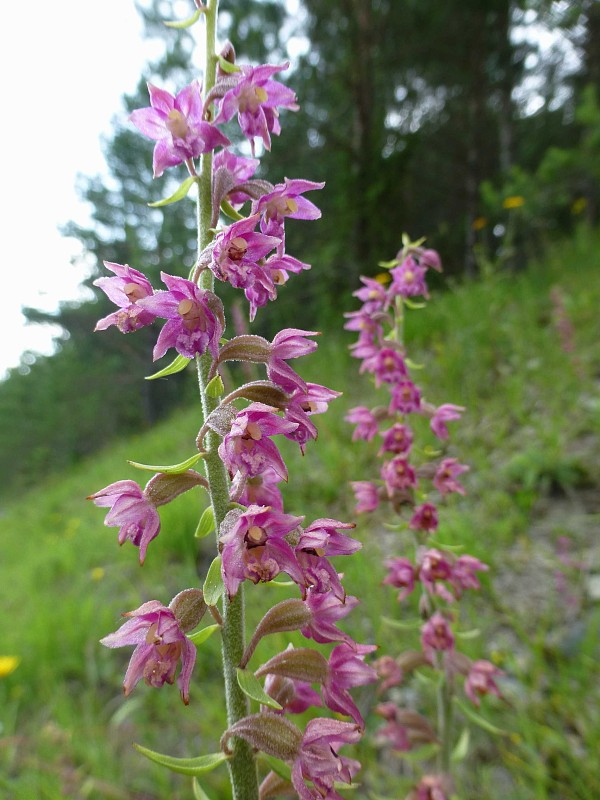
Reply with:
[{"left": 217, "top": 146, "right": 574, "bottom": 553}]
[
  {"left": 90, "top": 39, "right": 372, "bottom": 799},
  {"left": 345, "top": 239, "right": 504, "bottom": 797}
]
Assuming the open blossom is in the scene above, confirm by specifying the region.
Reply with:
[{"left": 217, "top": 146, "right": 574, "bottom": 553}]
[
  {"left": 352, "top": 275, "right": 389, "bottom": 313},
  {"left": 418, "top": 549, "right": 455, "bottom": 603},
  {"left": 345, "top": 406, "right": 379, "bottom": 442},
  {"left": 389, "top": 255, "right": 429, "bottom": 298},
  {"left": 219, "top": 505, "right": 305, "bottom": 597},
  {"left": 291, "top": 718, "right": 361, "bottom": 800},
  {"left": 350, "top": 481, "right": 380, "bottom": 513},
  {"left": 234, "top": 468, "right": 284, "bottom": 510},
  {"left": 389, "top": 380, "right": 422, "bottom": 414},
  {"left": 322, "top": 643, "right": 378, "bottom": 727},
  {"left": 213, "top": 63, "right": 299, "bottom": 153},
  {"left": 100, "top": 601, "right": 196, "bottom": 704},
  {"left": 433, "top": 458, "right": 469, "bottom": 496},
  {"left": 137, "top": 273, "right": 224, "bottom": 361},
  {"left": 267, "top": 328, "right": 319, "bottom": 392},
  {"left": 130, "top": 81, "right": 229, "bottom": 177},
  {"left": 212, "top": 214, "right": 280, "bottom": 290},
  {"left": 380, "top": 422, "right": 413, "bottom": 455},
  {"left": 301, "top": 588, "right": 359, "bottom": 645},
  {"left": 430, "top": 403, "right": 465, "bottom": 440},
  {"left": 253, "top": 178, "right": 324, "bottom": 239},
  {"left": 383, "top": 557, "right": 416, "bottom": 601},
  {"left": 421, "top": 612, "right": 455, "bottom": 661},
  {"left": 93, "top": 262, "right": 156, "bottom": 333},
  {"left": 464, "top": 659, "right": 504, "bottom": 706},
  {"left": 88, "top": 480, "right": 159, "bottom": 564},
  {"left": 452, "top": 554, "right": 489, "bottom": 594},
  {"left": 362, "top": 347, "right": 409, "bottom": 387},
  {"left": 219, "top": 402, "right": 298, "bottom": 480},
  {"left": 283, "top": 382, "right": 341, "bottom": 452},
  {"left": 212, "top": 148, "right": 260, "bottom": 207},
  {"left": 381, "top": 456, "right": 417, "bottom": 495},
  {"left": 409, "top": 502, "right": 439, "bottom": 532}
]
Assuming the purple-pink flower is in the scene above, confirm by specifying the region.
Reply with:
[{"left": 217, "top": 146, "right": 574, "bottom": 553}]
[
  {"left": 421, "top": 612, "right": 455, "bottom": 662},
  {"left": 253, "top": 178, "right": 324, "bottom": 239},
  {"left": 219, "top": 402, "right": 297, "bottom": 481},
  {"left": 138, "top": 273, "right": 224, "bottom": 361},
  {"left": 130, "top": 81, "right": 229, "bottom": 177},
  {"left": 433, "top": 458, "right": 469, "bottom": 496},
  {"left": 322, "top": 643, "right": 377, "bottom": 727},
  {"left": 291, "top": 717, "right": 361, "bottom": 800},
  {"left": 429, "top": 403, "right": 465, "bottom": 440},
  {"left": 464, "top": 659, "right": 504, "bottom": 706},
  {"left": 94, "top": 262, "right": 156, "bottom": 333},
  {"left": 267, "top": 328, "right": 319, "bottom": 392},
  {"left": 213, "top": 63, "right": 299, "bottom": 153},
  {"left": 219, "top": 505, "right": 304, "bottom": 597},
  {"left": 345, "top": 406, "right": 379, "bottom": 442},
  {"left": 389, "top": 255, "right": 429, "bottom": 299},
  {"left": 350, "top": 481, "right": 380, "bottom": 514},
  {"left": 383, "top": 557, "right": 416, "bottom": 601},
  {"left": 212, "top": 148, "right": 260, "bottom": 207},
  {"left": 301, "top": 588, "right": 359, "bottom": 645},
  {"left": 100, "top": 600, "right": 196, "bottom": 704},
  {"left": 88, "top": 479, "right": 160, "bottom": 564},
  {"left": 212, "top": 214, "right": 280, "bottom": 290}
]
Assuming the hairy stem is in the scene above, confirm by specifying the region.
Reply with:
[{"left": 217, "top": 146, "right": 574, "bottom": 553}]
[{"left": 195, "top": 2, "right": 259, "bottom": 797}]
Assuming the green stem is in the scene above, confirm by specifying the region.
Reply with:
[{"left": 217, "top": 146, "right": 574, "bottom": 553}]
[
  {"left": 436, "top": 661, "right": 454, "bottom": 774},
  {"left": 194, "top": 2, "right": 259, "bottom": 798}
]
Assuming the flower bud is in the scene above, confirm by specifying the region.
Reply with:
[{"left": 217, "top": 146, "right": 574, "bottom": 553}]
[
  {"left": 255, "top": 646, "right": 328, "bottom": 685},
  {"left": 221, "top": 712, "right": 302, "bottom": 761},
  {"left": 144, "top": 470, "right": 208, "bottom": 507},
  {"left": 240, "top": 599, "right": 313, "bottom": 668},
  {"left": 168, "top": 588, "right": 207, "bottom": 633},
  {"left": 259, "top": 770, "right": 296, "bottom": 799},
  {"left": 217, "top": 334, "right": 272, "bottom": 366}
]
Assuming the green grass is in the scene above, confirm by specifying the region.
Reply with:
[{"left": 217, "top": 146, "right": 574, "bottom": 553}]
[{"left": 1, "top": 225, "right": 599, "bottom": 799}]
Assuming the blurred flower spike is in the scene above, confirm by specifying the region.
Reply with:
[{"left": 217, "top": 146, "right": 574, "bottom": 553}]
[
  {"left": 502, "top": 195, "right": 525, "bottom": 209},
  {"left": 0, "top": 656, "right": 20, "bottom": 678}
]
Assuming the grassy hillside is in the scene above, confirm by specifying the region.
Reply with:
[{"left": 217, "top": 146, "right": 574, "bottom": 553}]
[{"left": 1, "top": 226, "right": 599, "bottom": 799}]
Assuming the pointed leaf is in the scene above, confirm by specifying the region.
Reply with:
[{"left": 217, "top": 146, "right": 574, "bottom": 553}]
[
  {"left": 146, "top": 354, "right": 191, "bottom": 380},
  {"left": 404, "top": 357, "right": 424, "bottom": 369},
  {"left": 381, "top": 616, "right": 422, "bottom": 630},
  {"left": 203, "top": 556, "right": 224, "bottom": 606},
  {"left": 404, "top": 298, "right": 426, "bottom": 310},
  {"left": 195, "top": 506, "right": 215, "bottom": 539},
  {"left": 133, "top": 743, "right": 228, "bottom": 776},
  {"left": 217, "top": 54, "right": 241, "bottom": 74},
  {"left": 455, "top": 628, "right": 481, "bottom": 640},
  {"left": 206, "top": 374, "right": 225, "bottom": 398},
  {"left": 164, "top": 8, "right": 204, "bottom": 28},
  {"left": 454, "top": 697, "right": 508, "bottom": 736},
  {"left": 192, "top": 778, "right": 214, "bottom": 800},
  {"left": 236, "top": 668, "right": 282, "bottom": 710},
  {"left": 187, "top": 624, "right": 220, "bottom": 646},
  {"left": 128, "top": 453, "right": 206, "bottom": 475},
  {"left": 259, "top": 753, "right": 293, "bottom": 782},
  {"left": 378, "top": 258, "right": 401, "bottom": 269},
  {"left": 451, "top": 727, "right": 470, "bottom": 763},
  {"left": 148, "top": 176, "right": 198, "bottom": 207},
  {"left": 220, "top": 200, "right": 246, "bottom": 221}
]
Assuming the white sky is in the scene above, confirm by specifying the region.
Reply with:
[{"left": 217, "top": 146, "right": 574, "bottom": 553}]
[{"left": 0, "top": 1, "right": 167, "bottom": 379}]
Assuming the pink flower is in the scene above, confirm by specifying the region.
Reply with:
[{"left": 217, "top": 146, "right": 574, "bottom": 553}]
[
  {"left": 409, "top": 502, "right": 439, "bottom": 533},
  {"left": 362, "top": 347, "right": 409, "bottom": 387},
  {"left": 350, "top": 481, "right": 380, "bottom": 514},
  {"left": 100, "top": 600, "right": 196, "bottom": 704},
  {"left": 212, "top": 148, "right": 260, "bottom": 207},
  {"left": 374, "top": 702, "right": 411, "bottom": 752},
  {"left": 130, "top": 81, "right": 229, "bottom": 177},
  {"left": 383, "top": 557, "right": 416, "bottom": 601},
  {"left": 451, "top": 554, "right": 489, "bottom": 595},
  {"left": 418, "top": 549, "right": 455, "bottom": 603},
  {"left": 379, "top": 423, "right": 413, "bottom": 455},
  {"left": 323, "top": 643, "right": 378, "bottom": 727},
  {"left": 389, "top": 255, "right": 429, "bottom": 298},
  {"left": 409, "top": 774, "right": 451, "bottom": 800},
  {"left": 291, "top": 718, "right": 361, "bottom": 800},
  {"left": 219, "top": 402, "right": 298, "bottom": 480},
  {"left": 464, "top": 660, "right": 504, "bottom": 706},
  {"left": 267, "top": 328, "right": 319, "bottom": 392},
  {"left": 433, "top": 458, "right": 469, "bottom": 496},
  {"left": 389, "top": 380, "right": 422, "bottom": 414},
  {"left": 345, "top": 406, "right": 379, "bottom": 442},
  {"left": 234, "top": 468, "right": 284, "bottom": 510},
  {"left": 301, "top": 588, "right": 359, "bottom": 645},
  {"left": 381, "top": 456, "right": 417, "bottom": 495},
  {"left": 284, "top": 382, "right": 341, "bottom": 452},
  {"left": 88, "top": 480, "right": 160, "bottom": 564},
  {"left": 421, "top": 612, "right": 454, "bottom": 661},
  {"left": 430, "top": 404, "right": 465, "bottom": 440},
  {"left": 214, "top": 63, "right": 299, "bottom": 153},
  {"left": 212, "top": 214, "right": 280, "bottom": 290},
  {"left": 373, "top": 655, "right": 404, "bottom": 692},
  {"left": 219, "top": 505, "right": 304, "bottom": 597},
  {"left": 137, "top": 273, "right": 224, "bottom": 360},
  {"left": 352, "top": 275, "right": 389, "bottom": 313},
  {"left": 93, "top": 262, "right": 156, "bottom": 333},
  {"left": 253, "top": 178, "right": 325, "bottom": 240}
]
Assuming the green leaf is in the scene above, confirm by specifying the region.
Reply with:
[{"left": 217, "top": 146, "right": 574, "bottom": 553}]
[
  {"left": 133, "top": 743, "right": 228, "bottom": 776},
  {"left": 203, "top": 556, "right": 224, "bottom": 606},
  {"left": 205, "top": 374, "right": 225, "bottom": 398},
  {"left": 195, "top": 506, "right": 215, "bottom": 539},
  {"left": 127, "top": 452, "right": 205, "bottom": 475},
  {"left": 236, "top": 668, "right": 282, "bottom": 710},
  {"left": 455, "top": 628, "right": 481, "bottom": 640},
  {"left": 378, "top": 258, "right": 401, "bottom": 268},
  {"left": 148, "top": 176, "right": 198, "bottom": 207},
  {"left": 220, "top": 200, "right": 246, "bottom": 220},
  {"left": 217, "top": 55, "right": 241, "bottom": 74},
  {"left": 451, "top": 727, "right": 470, "bottom": 763},
  {"left": 187, "top": 624, "right": 220, "bottom": 646},
  {"left": 404, "top": 298, "right": 426, "bottom": 310},
  {"left": 404, "top": 357, "right": 425, "bottom": 369},
  {"left": 192, "top": 778, "right": 214, "bottom": 800},
  {"left": 146, "top": 355, "right": 191, "bottom": 380},
  {"left": 164, "top": 8, "right": 203, "bottom": 28},
  {"left": 259, "top": 753, "right": 292, "bottom": 782},
  {"left": 454, "top": 697, "right": 508, "bottom": 736},
  {"left": 381, "top": 616, "right": 422, "bottom": 631}
]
